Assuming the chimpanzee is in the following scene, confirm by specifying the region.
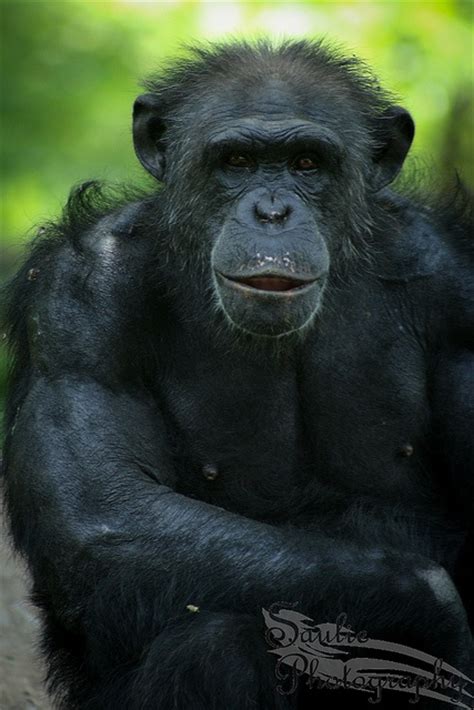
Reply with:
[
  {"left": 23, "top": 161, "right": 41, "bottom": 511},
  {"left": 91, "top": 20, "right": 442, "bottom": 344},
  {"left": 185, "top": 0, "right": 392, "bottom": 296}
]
[{"left": 2, "top": 39, "right": 473, "bottom": 710}]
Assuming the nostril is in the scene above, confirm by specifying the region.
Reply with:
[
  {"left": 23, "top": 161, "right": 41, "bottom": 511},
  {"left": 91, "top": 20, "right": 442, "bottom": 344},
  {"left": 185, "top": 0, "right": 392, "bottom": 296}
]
[
  {"left": 277, "top": 206, "right": 292, "bottom": 223},
  {"left": 269, "top": 206, "right": 292, "bottom": 224}
]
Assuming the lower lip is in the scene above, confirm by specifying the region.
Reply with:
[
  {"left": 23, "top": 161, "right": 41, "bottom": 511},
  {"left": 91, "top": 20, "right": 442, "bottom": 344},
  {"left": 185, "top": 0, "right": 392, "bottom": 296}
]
[{"left": 216, "top": 273, "right": 318, "bottom": 296}]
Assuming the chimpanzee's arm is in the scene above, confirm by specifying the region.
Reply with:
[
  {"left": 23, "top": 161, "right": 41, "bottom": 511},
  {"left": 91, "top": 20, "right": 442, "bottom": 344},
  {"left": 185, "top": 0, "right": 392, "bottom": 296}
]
[
  {"left": 432, "top": 346, "right": 474, "bottom": 630},
  {"left": 6, "top": 375, "right": 472, "bottom": 673},
  {"left": 433, "top": 348, "right": 474, "bottom": 506}
]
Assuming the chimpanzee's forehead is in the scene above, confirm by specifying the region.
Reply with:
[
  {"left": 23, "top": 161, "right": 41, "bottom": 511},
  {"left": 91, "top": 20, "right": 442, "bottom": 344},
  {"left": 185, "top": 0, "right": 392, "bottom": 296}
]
[
  {"left": 191, "top": 75, "right": 357, "bottom": 132},
  {"left": 233, "top": 77, "right": 300, "bottom": 116}
]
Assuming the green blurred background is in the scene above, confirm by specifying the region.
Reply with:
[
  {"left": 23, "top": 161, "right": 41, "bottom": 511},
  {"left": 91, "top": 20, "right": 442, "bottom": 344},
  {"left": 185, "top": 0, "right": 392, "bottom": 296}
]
[{"left": 0, "top": 0, "right": 473, "bottom": 429}]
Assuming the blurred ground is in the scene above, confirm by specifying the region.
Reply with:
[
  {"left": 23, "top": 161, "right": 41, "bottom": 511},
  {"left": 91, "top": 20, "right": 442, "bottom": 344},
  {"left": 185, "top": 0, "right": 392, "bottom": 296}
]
[{"left": 0, "top": 509, "right": 50, "bottom": 710}]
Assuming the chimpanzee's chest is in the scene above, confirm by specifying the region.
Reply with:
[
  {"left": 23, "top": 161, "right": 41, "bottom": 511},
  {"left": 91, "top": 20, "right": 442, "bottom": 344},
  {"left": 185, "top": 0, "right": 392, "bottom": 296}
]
[{"left": 157, "top": 309, "right": 432, "bottom": 520}]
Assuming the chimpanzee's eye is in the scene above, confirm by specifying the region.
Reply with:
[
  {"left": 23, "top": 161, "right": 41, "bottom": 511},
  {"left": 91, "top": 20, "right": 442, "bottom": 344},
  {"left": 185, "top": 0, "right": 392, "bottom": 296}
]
[
  {"left": 225, "top": 154, "right": 253, "bottom": 168},
  {"left": 292, "top": 156, "right": 318, "bottom": 172}
]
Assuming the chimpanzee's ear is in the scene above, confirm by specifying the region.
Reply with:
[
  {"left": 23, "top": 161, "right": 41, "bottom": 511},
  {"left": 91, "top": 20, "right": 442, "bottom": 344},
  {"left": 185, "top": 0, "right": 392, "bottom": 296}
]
[
  {"left": 371, "top": 106, "right": 415, "bottom": 191},
  {"left": 133, "top": 93, "right": 167, "bottom": 181}
]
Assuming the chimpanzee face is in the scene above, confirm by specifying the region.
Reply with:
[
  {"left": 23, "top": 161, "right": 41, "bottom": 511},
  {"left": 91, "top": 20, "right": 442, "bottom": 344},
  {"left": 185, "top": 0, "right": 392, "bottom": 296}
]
[{"left": 204, "top": 114, "right": 337, "bottom": 336}]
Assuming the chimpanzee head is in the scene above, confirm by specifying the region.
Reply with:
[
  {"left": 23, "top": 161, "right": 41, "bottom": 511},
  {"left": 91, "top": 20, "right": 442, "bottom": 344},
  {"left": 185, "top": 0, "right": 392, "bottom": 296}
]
[{"left": 133, "top": 41, "right": 414, "bottom": 337}]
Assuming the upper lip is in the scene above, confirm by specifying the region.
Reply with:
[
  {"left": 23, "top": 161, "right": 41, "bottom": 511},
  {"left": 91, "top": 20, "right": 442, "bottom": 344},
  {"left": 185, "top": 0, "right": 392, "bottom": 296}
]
[{"left": 217, "top": 270, "right": 317, "bottom": 293}]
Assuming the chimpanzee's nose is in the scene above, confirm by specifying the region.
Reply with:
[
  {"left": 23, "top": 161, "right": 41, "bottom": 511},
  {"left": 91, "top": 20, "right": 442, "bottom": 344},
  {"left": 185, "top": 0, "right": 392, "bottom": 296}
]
[{"left": 254, "top": 196, "right": 292, "bottom": 225}]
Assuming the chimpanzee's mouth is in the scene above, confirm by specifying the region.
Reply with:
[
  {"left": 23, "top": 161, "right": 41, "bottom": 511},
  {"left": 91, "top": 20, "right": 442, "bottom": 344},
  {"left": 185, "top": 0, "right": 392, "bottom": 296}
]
[{"left": 219, "top": 273, "right": 317, "bottom": 293}]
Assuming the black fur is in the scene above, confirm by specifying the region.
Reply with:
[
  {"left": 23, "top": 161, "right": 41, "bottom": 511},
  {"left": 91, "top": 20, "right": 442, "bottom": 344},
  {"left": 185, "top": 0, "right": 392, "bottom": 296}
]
[{"left": 2, "top": 40, "right": 473, "bottom": 709}]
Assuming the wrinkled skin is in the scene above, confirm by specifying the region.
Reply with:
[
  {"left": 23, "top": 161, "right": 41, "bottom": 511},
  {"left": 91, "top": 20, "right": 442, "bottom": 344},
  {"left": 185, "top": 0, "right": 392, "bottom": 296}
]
[{"left": 2, "top": 40, "right": 473, "bottom": 709}]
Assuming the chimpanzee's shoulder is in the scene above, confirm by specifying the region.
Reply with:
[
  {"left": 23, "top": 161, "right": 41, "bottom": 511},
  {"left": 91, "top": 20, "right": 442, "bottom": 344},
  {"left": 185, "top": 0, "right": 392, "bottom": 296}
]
[
  {"left": 11, "top": 182, "right": 158, "bottom": 297},
  {"left": 4, "top": 183, "right": 159, "bottom": 380},
  {"left": 376, "top": 188, "right": 473, "bottom": 280},
  {"left": 63, "top": 181, "right": 156, "bottom": 256},
  {"left": 375, "top": 187, "right": 473, "bottom": 333}
]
